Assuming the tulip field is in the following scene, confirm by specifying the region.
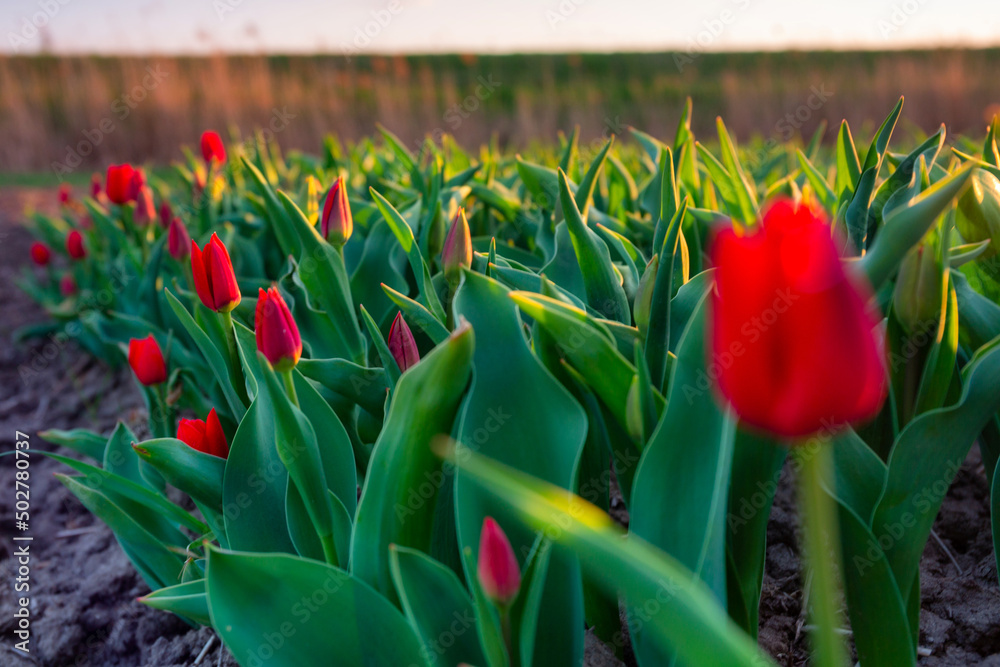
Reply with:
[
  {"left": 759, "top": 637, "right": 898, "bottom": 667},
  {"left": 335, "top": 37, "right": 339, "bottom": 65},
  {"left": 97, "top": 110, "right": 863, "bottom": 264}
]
[{"left": 13, "top": 96, "right": 1000, "bottom": 666}]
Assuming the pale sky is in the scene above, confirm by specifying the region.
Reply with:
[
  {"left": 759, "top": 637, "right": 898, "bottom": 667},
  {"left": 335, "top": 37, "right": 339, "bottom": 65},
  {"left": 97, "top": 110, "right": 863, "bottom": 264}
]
[{"left": 3, "top": 0, "right": 999, "bottom": 54}]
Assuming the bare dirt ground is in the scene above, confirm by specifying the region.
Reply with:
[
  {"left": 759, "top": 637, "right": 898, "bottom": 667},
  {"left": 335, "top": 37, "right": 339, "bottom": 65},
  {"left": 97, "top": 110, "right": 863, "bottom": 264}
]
[{"left": 0, "top": 187, "right": 997, "bottom": 666}]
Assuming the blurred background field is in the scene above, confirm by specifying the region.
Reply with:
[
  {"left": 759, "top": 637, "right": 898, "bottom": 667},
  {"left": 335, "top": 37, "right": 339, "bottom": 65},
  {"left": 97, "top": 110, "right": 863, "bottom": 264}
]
[{"left": 2, "top": 48, "right": 998, "bottom": 177}]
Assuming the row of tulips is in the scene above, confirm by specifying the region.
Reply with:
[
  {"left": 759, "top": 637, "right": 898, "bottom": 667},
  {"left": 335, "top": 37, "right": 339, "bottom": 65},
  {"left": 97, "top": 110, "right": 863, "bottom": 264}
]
[{"left": 16, "top": 98, "right": 1000, "bottom": 666}]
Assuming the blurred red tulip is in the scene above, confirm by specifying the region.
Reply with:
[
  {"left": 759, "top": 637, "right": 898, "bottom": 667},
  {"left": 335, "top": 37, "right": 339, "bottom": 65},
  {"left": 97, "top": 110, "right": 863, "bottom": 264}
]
[
  {"left": 66, "top": 230, "right": 86, "bottom": 259},
  {"left": 59, "top": 274, "right": 76, "bottom": 296},
  {"left": 177, "top": 408, "right": 229, "bottom": 458},
  {"left": 255, "top": 286, "right": 302, "bottom": 372},
  {"left": 387, "top": 311, "right": 419, "bottom": 372},
  {"left": 134, "top": 186, "right": 156, "bottom": 226},
  {"left": 477, "top": 517, "right": 521, "bottom": 606},
  {"left": 58, "top": 183, "right": 71, "bottom": 205},
  {"left": 321, "top": 176, "right": 353, "bottom": 246},
  {"left": 709, "top": 200, "right": 886, "bottom": 439},
  {"left": 201, "top": 130, "right": 227, "bottom": 164},
  {"left": 30, "top": 242, "right": 50, "bottom": 266},
  {"left": 90, "top": 173, "right": 102, "bottom": 199},
  {"left": 128, "top": 335, "right": 167, "bottom": 386},
  {"left": 168, "top": 218, "right": 191, "bottom": 261},
  {"left": 158, "top": 201, "right": 173, "bottom": 228},
  {"left": 106, "top": 164, "right": 136, "bottom": 205},
  {"left": 191, "top": 233, "right": 241, "bottom": 312}
]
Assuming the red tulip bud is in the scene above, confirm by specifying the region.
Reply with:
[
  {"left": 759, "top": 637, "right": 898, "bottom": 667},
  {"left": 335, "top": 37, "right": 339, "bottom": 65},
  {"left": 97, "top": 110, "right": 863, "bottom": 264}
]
[
  {"left": 128, "top": 169, "right": 147, "bottom": 202},
  {"left": 321, "top": 176, "right": 353, "bottom": 246},
  {"left": 59, "top": 274, "right": 76, "bottom": 296},
  {"left": 177, "top": 408, "right": 229, "bottom": 458},
  {"left": 191, "top": 233, "right": 241, "bottom": 312},
  {"left": 477, "top": 517, "right": 521, "bottom": 606},
  {"left": 709, "top": 199, "right": 886, "bottom": 439},
  {"left": 106, "top": 163, "right": 136, "bottom": 205},
  {"left": 442, "top": 208, "right": 472, "bottom": 284},
  {"left": 158, "top": 201, "right": 173, "bottom": 229},
  {"left": 58, "top": 183, "right": 71, "bottom": 205},
  {"left": 168, "top": 218, "right": 191, "bottom": 261},
  {"left": 387, "top": 311, "right": 420, "bottom": 372},
  {"left": 90, "top": 173, "right": 103, "bottom": 199},
  {"left": 66, "top": 230, "right": 86, "bottom": 259},
  {"left": 30, "top": 242, "right": 50, "bottom": 266},
  {"left": 255, "top": 286, "right": 302, "bottom": 372},
  {"left": 128, "top": 335, "right": 167, "bottom": 386},
  {"left": 134, "top": 186, "right": 156, "bottom": 226},
  {"left": 201, "top": 130, "right": 227, "bottom": 165}
]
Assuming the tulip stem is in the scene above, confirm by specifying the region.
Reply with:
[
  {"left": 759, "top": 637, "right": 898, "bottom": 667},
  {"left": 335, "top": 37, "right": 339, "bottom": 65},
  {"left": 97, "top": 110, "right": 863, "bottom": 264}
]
[
  {"left": 219, "top": 310, "right": 249, "bottom": 405},
  {"left": 151, "top": 382, "right": 172, "bottom": 439},
  {"left": 281, "top": 369, "right": 299, "bottom": 408},
  {"left": 795, "top": 444, "right": 848, "bottom": 667}
]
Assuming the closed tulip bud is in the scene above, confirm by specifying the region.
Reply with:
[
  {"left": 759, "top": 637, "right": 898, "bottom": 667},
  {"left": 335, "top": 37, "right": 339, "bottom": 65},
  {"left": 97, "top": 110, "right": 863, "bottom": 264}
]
[
  {"left": 134, "top": 186, "right": 156, "bottom": 226},
  {"left": 477, "top": 517, "right": 521, "bottom": 606},
  {"left": 255, "top": 286, "right": 302, "bottom": 372},
  {"left": 201, "top": 130, "right": 227, "bottom": 165},
  {"left": 59, "top": 274, "right": 77, "bottom": 296},
  {"left": 58, "top": 183, "right": 71, "bottom": 205},
  {"left": 442, "top": 208, "right": 472, "bottom": 284},
  {"left": 30, "top": 242, "right": 51, "bottom": 266},
  {"left": 90, "top": 173, "right": 102, "bottom": 199},
  {"left": 893, "top": 244, "right": 944, "bottom": 335},
  {"left": 710, "top": 200, "right": 886, "bottom": 439},
  {"left": 106, "top": 163, "right": 136, "bottom": 205},
  {"left": 128, "top": 169, "right": 147, "bottom": 202},
  {"left": 168, "top": 218, "right": 191, "bottom": 261},
  {"left": 66, "top": 230, "right": 86, "bottom": 259},
  {"left": 158, "top": 201, "right": 173, "bottom": 228},
  {"left": 191, "top": 233, "right": 241, "bottom": 312},
  {"left": 387, "top": 311, "right": 420, "bottom": 372},
  {"left": 128, "top": 335, "right": 167, "bottom": 386},
  {"left": 177, "top": 408, "right": 229, "bottom": 458},
  {"left": 956, "top": 169, "right": 1000, "bottom": 258},
  {"left": 321, "top": 176, "right": 353, "bottom": 246},
  {"left": 633, "top": 253, "right": 659, "bottom": 337}
]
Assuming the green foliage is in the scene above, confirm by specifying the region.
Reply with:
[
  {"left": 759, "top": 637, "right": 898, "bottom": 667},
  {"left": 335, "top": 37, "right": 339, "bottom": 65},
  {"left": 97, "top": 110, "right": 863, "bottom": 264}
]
[{"left": 21, "top": 99, "right": 1000, "bottom": 667}]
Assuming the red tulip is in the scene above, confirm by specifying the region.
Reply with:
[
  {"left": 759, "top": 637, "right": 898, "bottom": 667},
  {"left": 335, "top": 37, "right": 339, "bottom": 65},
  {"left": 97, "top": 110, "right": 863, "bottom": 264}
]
[
  {"left": 134, "top": 186, "right": 156, "bottom": 226},
  {"left": 106, "top": 164, "right": 136, "bottom": 205},
  {"left": 177, "top": 408, "right": 229, "bottom": 458},
  {"left": 158, "top": 201, "right": 173, "bottom": 228},
  {"left": 709, "top": 200, "right": 886, "bottom": 439},
  {"left": 66, "top": 230, "right": 86, "bottom": 259},
  {"left": 128, "top": 335, "right": 167, "bottom": 386},
  {"left": 30, "top": 242, "right": 50, "bottom": 266},
  {"left": 168, "top": 218, "right": 191, "bottom": 261},
  {"left": 191, "top": 233, "right": 241, "bottom": 312},
  {"left": 255, "top": 286, "right": 302, "bottom": 372},
  {"left": 387, "top": 311, "right": 419, "bottom": 372},
  {"left": 128, "top": 168, "right": 147, "bottom": 202},
  {"left": 321, "top": 176, "right": 353, "bottom": 246},
  {"left": 58, "top": 183, "right": 71, "bottom": 205},
  {"left": 477, "top": 517, "right": 521, "bottom": 606},
  {"left": 201, "top": 130, "right": 227, "bottom": 164},
  {"left": 442, "top": 208, "right": 472, "bottom": 284},
  {"left": 59, "top": 274, "right": 76, "bottom": 296},
  {"left": 90, "top": 173, "right": 102, "bottom": 199}
]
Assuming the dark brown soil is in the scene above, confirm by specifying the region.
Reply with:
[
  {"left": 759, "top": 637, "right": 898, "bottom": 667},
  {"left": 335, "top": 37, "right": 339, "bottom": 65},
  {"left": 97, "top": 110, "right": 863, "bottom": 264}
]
[{"left": 1, "top": 187, "right": 997, "bottom": 666}]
